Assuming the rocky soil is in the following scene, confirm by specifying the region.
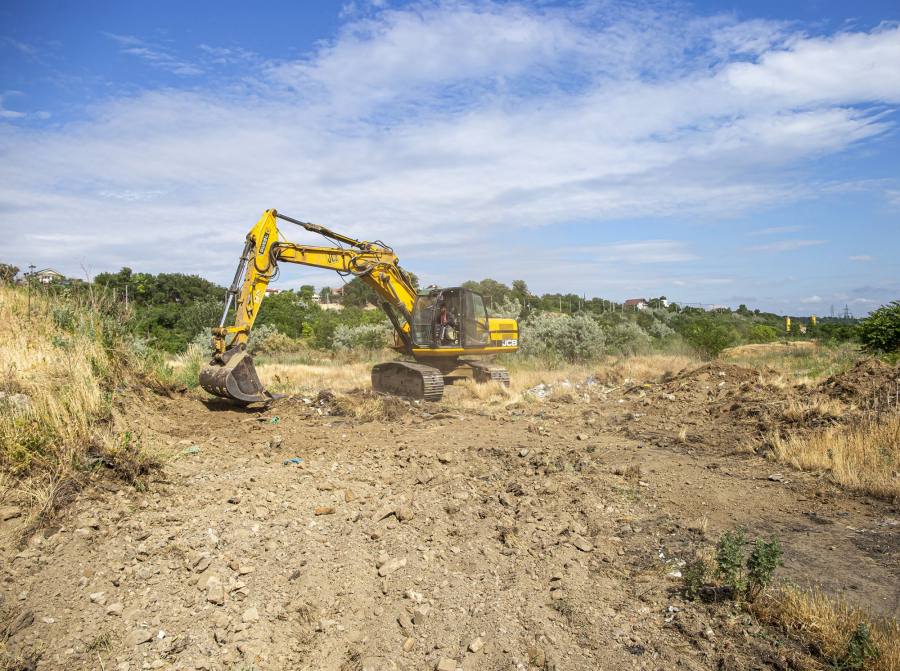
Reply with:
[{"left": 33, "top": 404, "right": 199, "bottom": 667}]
[{"left": 0, "top": 361, "right": 898, "bottom": 671}]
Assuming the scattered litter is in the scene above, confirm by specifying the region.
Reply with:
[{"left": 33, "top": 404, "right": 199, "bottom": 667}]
[
  {"left": 283, "top": 458, "right": 302, "bottom": 466},
  {"left": 525, "top": 383, "right": 551, "bottom": 399},
  {"left": 269, "top": 416, "right": 280, "bottom": 424},
  {"left": 180, "top": 446, "right": 201, "bottom": 456}
]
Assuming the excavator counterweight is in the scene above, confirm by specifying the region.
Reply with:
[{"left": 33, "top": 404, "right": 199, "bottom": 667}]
[{"left": 199, "top": 209, "right": 518, "bottom": 403}]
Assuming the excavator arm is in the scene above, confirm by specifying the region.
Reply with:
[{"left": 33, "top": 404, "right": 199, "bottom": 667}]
[{"left": 200, "top": 209, "right": 419, "bottom": 402}]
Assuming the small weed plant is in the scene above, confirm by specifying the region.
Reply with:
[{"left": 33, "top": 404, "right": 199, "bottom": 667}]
[
  {"left": 827, "top": 622, "right": 881, "bottom": 670},
  {"left": 684, "top": 526, "right": 783, "bottom": 604}
]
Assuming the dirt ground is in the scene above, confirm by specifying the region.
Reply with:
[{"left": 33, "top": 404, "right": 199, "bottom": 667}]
[{"left": 1, "top": 360, "right": 898, "bottom": 671}]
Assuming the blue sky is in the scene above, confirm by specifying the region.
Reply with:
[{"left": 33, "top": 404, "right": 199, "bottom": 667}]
[{"left": 1, "top": 0, "right": 898, "bottom": 316}]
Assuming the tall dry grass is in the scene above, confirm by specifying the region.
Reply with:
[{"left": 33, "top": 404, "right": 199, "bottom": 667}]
[
  {"left": 0, "top": 285, "right": 109, "bottom": 475},
  {"left": 769, "top": 413, "right": 900, "bottom": 500},
  {"left": 0, "top": 284, "right": 164, "bottom": 513},
  {"left": 752, "top": 585, "right": 900, "bottom": 670},
  {"left": 724, "top": 341, "right": 860, "bottom": 382}
]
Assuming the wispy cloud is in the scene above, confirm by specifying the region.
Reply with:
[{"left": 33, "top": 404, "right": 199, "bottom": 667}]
[
  {"left": 0, "top": 37, "right": 37, "bottom": 56},
  {"left": 742, "top": 240, "right": 828, "bottom": 253},
  {"left": 848, "top": 254, "right": 876, "bottom": 261},
  {"left": 800, "top": 295, "right": 823, "bottom": 303},
  {"left": 103, "top": 32, "right": 203, "bottom": 76},
  {"left": 0, "top": 94, "right": 25, "bottom": 119},
  {"left": 746, "top": 225, "right": 803, "bottom": 236}
]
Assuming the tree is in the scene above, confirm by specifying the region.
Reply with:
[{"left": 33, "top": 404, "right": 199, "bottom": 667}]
[
  {"left": 512, "top": 280, "right": 529, "bottom": 296},
  {"left": 746, "top": 324, "right": 777, "bottom": 344},
  {"left": 685, "top": 318, "right": 734, "bottom": 359},
  {"left": 0, "top": 263, "right": 19, "bottom": 283},
  {"left": 339, "top": 277, "right": 379, "bottom": 308},
  {"left": 857, "top": 300, "right": 900, "bottom": 353}
]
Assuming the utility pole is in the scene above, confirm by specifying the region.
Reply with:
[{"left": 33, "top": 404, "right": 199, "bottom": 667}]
[
  {"left": 28, "top": 264, "right": 35, "bottom": 320},
  {"left": 830, "top": 304, "right": 835, "bottom": 318}
]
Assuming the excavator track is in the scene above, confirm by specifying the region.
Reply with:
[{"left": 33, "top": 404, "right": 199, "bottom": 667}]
[
  {"left": 460, "top": 360, "right": 511, "bottom": 386},
  {"left": 372, "top": 362, "right": 444, "bottom": 402}
]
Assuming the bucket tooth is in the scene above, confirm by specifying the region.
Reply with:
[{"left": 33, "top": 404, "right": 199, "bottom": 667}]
[{"left": 199, "top": 350, "right": 273, "bottom": 404}]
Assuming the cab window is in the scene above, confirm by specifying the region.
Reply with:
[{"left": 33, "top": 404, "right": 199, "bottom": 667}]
[
  {"left": 464, "top": 293, "right": 489, "bottom": 346},
  {"left": 412, "top": 295, "right": 435, "bottom": 346}
]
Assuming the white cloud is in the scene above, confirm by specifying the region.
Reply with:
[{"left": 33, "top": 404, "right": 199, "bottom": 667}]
[
  {"left": 103, "top": 33, "right": 204, "bottom": 76},
  {"left": 742, "top": 239, "right": 828, "bottom": 253},
  {"left": 0, "top": 37, "right": 37, "bottom": 56},
  {"left": 800, "top": 295, "right": 823, "bottom": 303},
  {"left": 848, "top": 255, "right": 876, "bottom": 261},
  {"left": 1, "top": 3, "right": 898, "bottom": 290},
  {"left": 746, "top": 225, "right": 803, "bottom": 236}
]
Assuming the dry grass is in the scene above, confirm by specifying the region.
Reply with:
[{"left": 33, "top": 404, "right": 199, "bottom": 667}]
[
  {"left": 0, "top": 284, "right": 165, "bottom": 516},
  {"left": 0, "top": 287, "right": 107, "bottom": 475},
  {"left": 751, "top": 585, "right": 900, "bottom": 670},
  {"left": 768, "top": 413, "right": 900, "bottom": 500},
  {"left": 780, "top": 396, "right": 847, "bottom": 425},
  {"left": 724, "top": 341, "right": 860, "bottom": 382},
  {"left": 257, "top": 361, "right": 373, "bottom": 394},
  {"left": 588, "top": 354, "right": 698, "bottom": 386}
]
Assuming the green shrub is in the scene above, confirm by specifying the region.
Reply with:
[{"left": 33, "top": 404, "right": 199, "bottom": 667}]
[
  {"left": 745, "top": 533, "right": 784, "bottom": 601},
  {"left": 606, "top": 322, "right": 651, "bottom": 357},
  {"left": 519, "top": 314, "right": 605, "bottom": 363},
  {"left": 747, "top": 324, "right": 778, "bottom": 344},
  {"left": 685, "top": 318, "right": 734, "bottom": 359},
  {"left": 842, "top": 621, "right": 880, "bottom": 669},
  {"left": 685, "top": 527, "right": 784, "bottom": 604},
  {"left": 332, "top": 322, "right": 392, "bottom": 351},
  {"left": 716, "top": 527, "right": 748, "bottom": 594},
  {"left": 857, "top": 300, "right": 900, "bottom": 354}
]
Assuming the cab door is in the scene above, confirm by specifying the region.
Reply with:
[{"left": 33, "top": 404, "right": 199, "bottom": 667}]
[{"left": 462, "top": 291, "right": 490, "bottom": 347}]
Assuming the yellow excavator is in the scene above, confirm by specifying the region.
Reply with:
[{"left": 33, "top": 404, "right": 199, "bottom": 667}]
[{"left": 199, "top": 209, "right": 519, "bottom": 404}]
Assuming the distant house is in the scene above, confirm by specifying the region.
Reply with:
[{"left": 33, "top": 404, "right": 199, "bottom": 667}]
[
  {"left": 624, "top": 298, "right": 649, "bottom": 310},
  {"left": 33, "top": 269, "right": 65, "bottom": 284},
  {"left": 658, "top": 295, "right": 669, "bottom": 308}
]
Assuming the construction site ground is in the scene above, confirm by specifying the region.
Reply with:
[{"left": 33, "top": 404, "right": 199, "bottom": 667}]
[{"left": 2, "top": 360, "right": 899, "bottom": 671}]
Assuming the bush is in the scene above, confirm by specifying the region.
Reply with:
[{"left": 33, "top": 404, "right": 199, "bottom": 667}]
[
  {"left": 606, "top": 322, "right": 651, "bottom": 357},
  {"left": 246, "top": 324, "right": 281, "bottom": 354},
  {"left": 332, "top": 322, "right": 392, "bottom": 351},
  {"left": 685, "top": 318, "right": 734, "bottom": 359},
  {"left": 685, "top": 527, "right": 784, "bottom": 604},
  {"left": 256, "top": 331, "right": 300, "bottom": 355},
  {"left": 747, "top": 324, "right": 778, "bottom": 344},
  {"left": 857, "top": 300, "right": 900, "bottom": 354},
  {"left": 519, "top": 314, "right": 605, "bottom": 363},
  {"left": 493, "top": 295, "right": 522, "bottom": 320},
  {"left": 649, "top": 321, "right": 676, "bottom": 340}
]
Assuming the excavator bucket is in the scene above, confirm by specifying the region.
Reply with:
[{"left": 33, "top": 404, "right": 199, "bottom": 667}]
[{"left": 199, "top": 350, "right": 274, "bottom": 404}]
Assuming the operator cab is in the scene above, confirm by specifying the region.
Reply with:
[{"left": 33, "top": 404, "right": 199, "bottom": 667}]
[{"left": 411, "top": 287, "right": 490, "bottom": 348}]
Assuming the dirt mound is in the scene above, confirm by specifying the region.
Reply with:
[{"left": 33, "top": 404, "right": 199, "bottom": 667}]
[
  {"left": 723, "top": 341, "right": 816, "bottom": 358},
  {"left": 672, "top": 361, "right": 763, "bottom": 386},
  {"left": 819, "top": 358, "right": 900, "bottom": 402}
]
